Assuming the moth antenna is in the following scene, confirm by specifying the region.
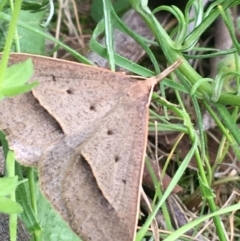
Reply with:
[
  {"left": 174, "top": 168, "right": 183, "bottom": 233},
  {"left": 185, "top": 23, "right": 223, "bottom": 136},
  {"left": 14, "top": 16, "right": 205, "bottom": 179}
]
[
  {"left": 146, "top": 58, "right": 183, "bottom": 105},
  {"left": 146, "top": 58, "right": 183, "bottom": 87}
]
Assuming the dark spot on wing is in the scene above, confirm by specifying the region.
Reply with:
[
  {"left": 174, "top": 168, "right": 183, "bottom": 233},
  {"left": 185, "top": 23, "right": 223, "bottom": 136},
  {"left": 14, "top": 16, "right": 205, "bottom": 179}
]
[
  {"left": 66, "top": 89, "right": 73, "bottom": 94},
  {"left": 107, "top": 129, "right": 113, "bottom": 135},
  {"left": 122, "top": 179, "right": 126, "bottom": 184},
  {"left": 90, "top": 105, "right": 96, "bottom": 111},
  {"left": 114, "top": 155, "right": 120, "bottom": 162},
  {"left": 51, "top": 75, "right": 56, "bottom": 82}
]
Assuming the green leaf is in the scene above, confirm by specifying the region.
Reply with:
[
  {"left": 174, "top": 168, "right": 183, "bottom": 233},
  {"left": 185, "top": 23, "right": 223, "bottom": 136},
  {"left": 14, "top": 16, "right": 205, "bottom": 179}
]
[
  {"left": 199, "top": 175, "right": 215, "bottom": 199},
  {"left": 2, "top": 82, "right": 38, "bottom": 97},
  {"left": 21, "top": 0, "right": 49, "bottom": 11},
  {"left": 91, "top": 0, "right": 130, "bottom": 22},
  {"left": 0, "top": 196, "right": 23, "bottom": 214},
  {"left": 3, "top": 59, "right": 33, "bottom": 87},
  {"left": 17, "top": 9, "right": 47, "bottom": 54},
  {"left": 0, "top": 176, "right": 18, "bottom": 196},
  {"left": 0, "top": 58, "right": 38, "bottom": 99}
]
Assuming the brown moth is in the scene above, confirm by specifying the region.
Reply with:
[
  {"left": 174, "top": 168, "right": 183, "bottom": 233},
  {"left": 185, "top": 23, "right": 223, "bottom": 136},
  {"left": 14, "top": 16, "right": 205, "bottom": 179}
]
[{"left": 0, "top": 54, "right": 181, "bottom": 241}]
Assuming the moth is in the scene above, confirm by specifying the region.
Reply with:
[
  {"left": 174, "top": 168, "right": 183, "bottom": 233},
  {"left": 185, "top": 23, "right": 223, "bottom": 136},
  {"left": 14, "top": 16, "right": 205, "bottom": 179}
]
[{"left": 0, "top": 54, "right": 181, "bottom": 241}]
